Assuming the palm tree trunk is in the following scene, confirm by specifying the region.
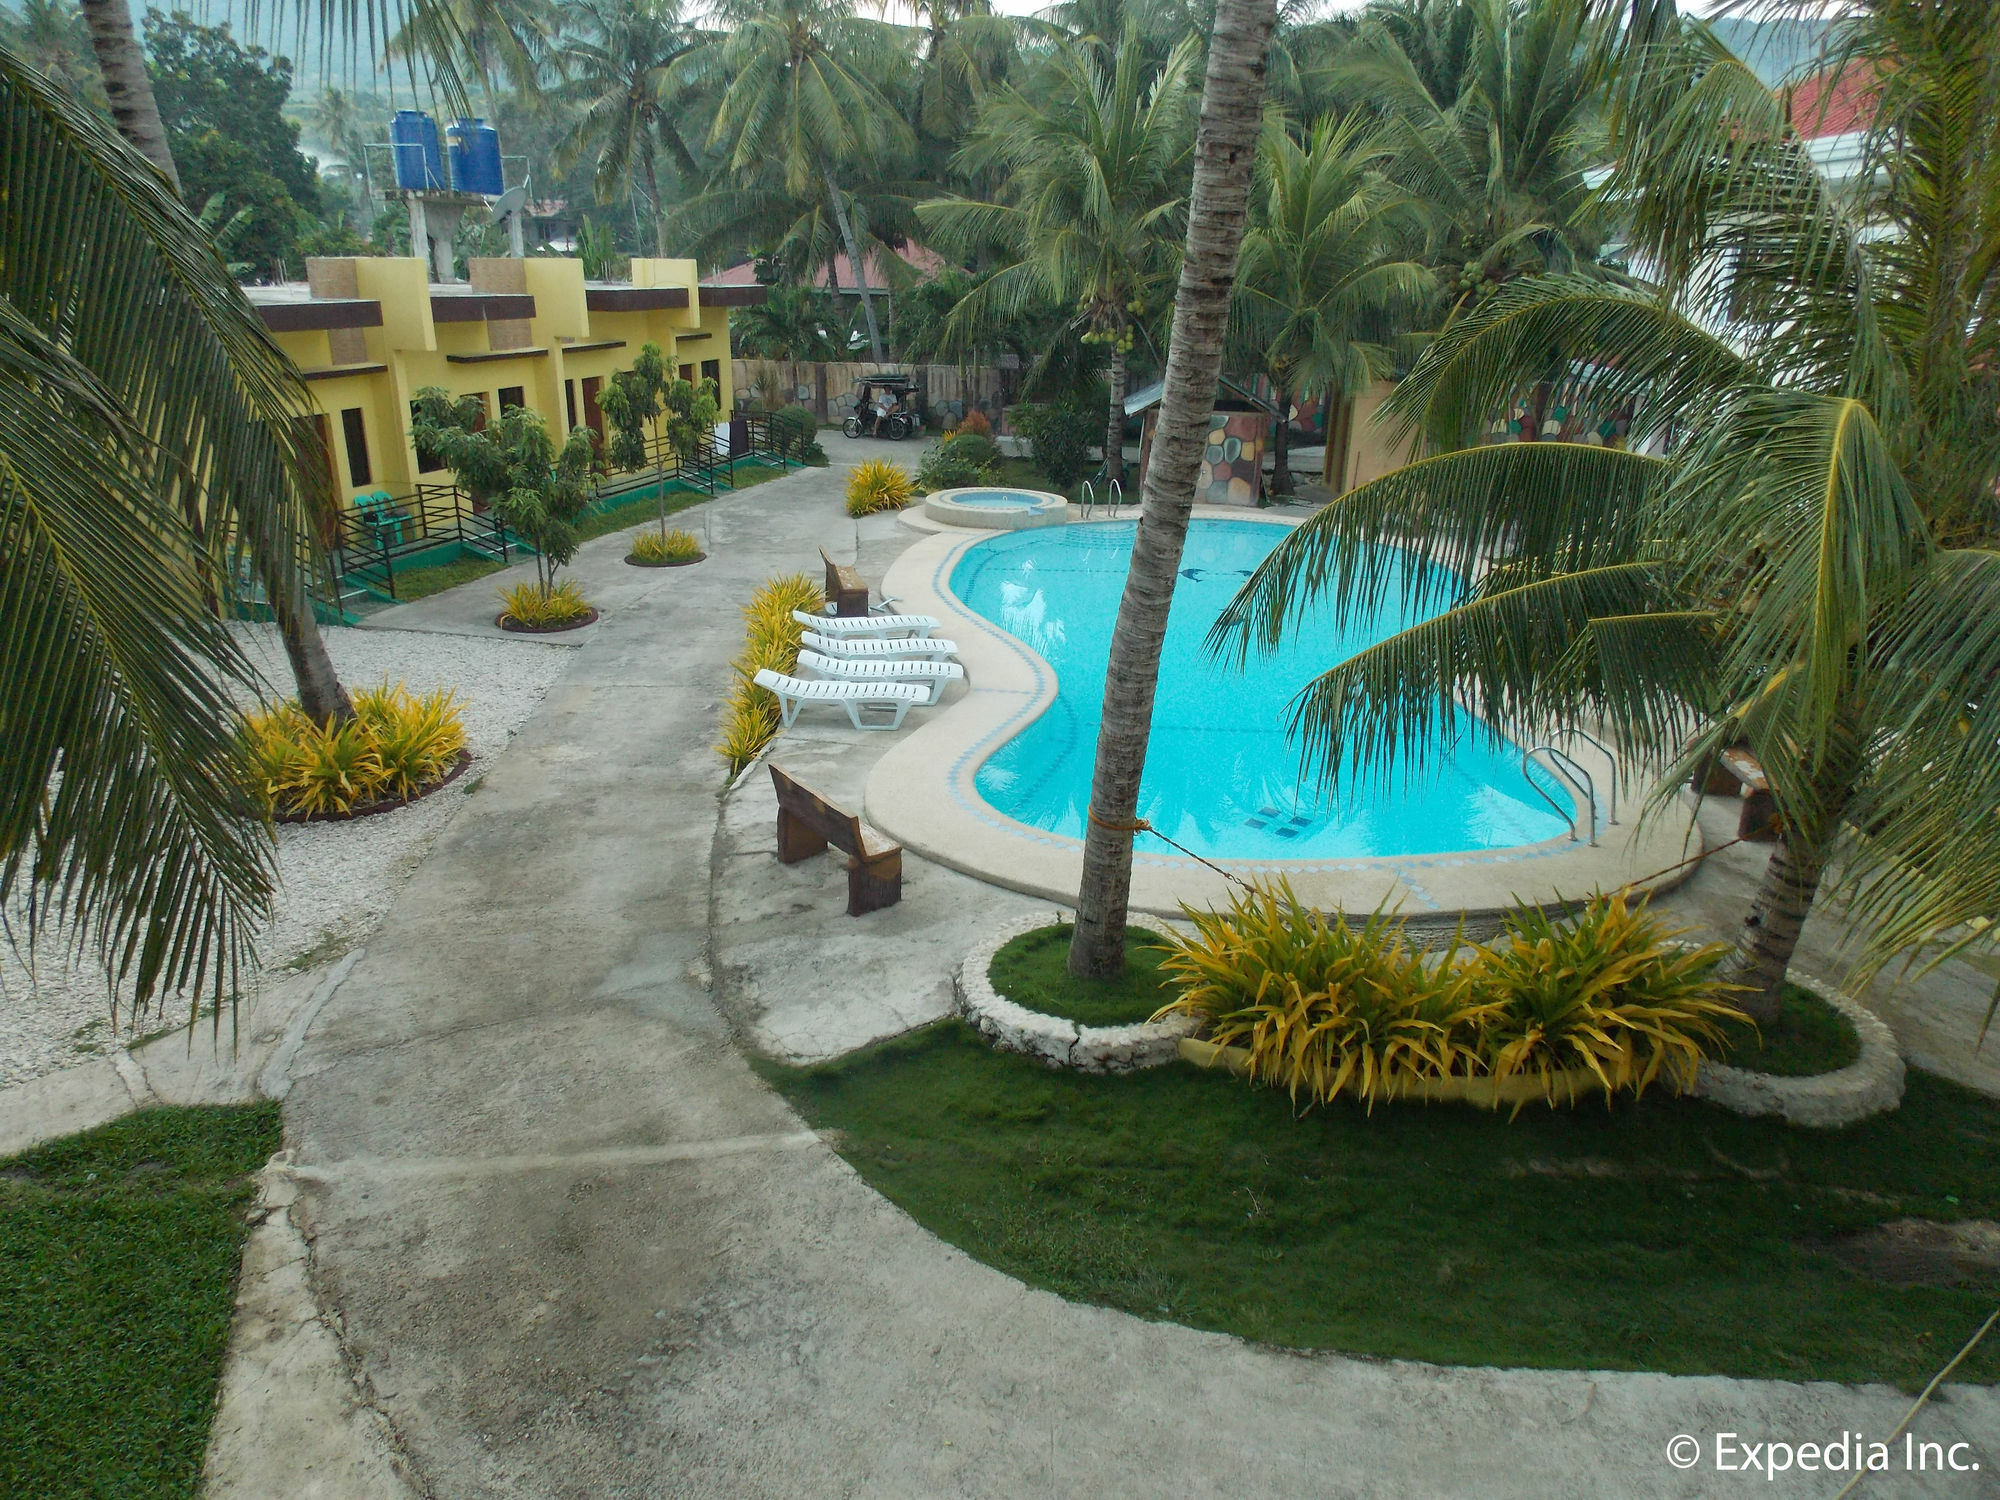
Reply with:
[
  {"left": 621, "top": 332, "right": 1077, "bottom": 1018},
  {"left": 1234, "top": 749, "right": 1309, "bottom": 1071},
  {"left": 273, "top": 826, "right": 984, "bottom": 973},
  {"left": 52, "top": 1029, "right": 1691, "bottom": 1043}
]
[
  {"left": 276, "top": 592, "right": 354, "bottom": 726},
  {"left": 78, "top": 0, "right": 179, "bottom": 192},
  {"left": 821, "top": 159, "right": 886, "bottom": 363},
  {"left": 643, "top": 150, "right": 668, "bottom": 258},
  {"left": 1270, "top": 386, "right": 1292, "bottom": 496},
  {"left": 1067, "top": 0, "right": 1278, "bottom": 979},
  {"left": 78, "top": 0, "right": 352, "bottom": 726},
  {"left": 1104, "top": 340, "right": 1127, "bottom": 488},
  {"left": 1729, "top": 835, "right": 1825, "bottom": 1027}
]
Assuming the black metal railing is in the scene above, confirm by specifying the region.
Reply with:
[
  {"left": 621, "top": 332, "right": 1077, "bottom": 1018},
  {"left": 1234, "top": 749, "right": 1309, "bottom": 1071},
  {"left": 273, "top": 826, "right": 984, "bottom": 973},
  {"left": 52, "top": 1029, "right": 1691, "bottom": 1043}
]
[
  {"left": 328, "top": 417, "right": 796, "bottom": 606},
  {"left": 329, "top": 483, "right": 522, "bottom": 603}
]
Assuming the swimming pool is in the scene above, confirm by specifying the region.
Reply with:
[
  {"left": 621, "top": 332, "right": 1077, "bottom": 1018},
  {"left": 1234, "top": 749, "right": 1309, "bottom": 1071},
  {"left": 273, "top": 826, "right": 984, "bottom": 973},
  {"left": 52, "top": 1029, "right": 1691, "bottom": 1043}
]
[{"left": 949, "top": 518, "right": 1574, "bottom": 860}]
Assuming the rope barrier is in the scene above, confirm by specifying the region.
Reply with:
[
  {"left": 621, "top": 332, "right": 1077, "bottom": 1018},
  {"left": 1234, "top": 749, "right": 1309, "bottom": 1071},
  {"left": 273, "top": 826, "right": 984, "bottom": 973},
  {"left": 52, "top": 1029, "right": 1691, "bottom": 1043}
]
[
  {"left": 1831, "top": 1305, "right": 1999, "bottom": 1499},
  {"left": 1088, "top": 806, "right": 1260, "bottom": 894}
]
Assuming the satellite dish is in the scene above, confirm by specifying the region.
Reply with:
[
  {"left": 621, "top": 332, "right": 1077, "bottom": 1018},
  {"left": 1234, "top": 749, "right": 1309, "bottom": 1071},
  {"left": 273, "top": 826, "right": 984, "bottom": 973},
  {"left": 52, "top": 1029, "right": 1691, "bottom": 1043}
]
[{"left": 490, "top": 185, "right": 528, "bottom": 218}]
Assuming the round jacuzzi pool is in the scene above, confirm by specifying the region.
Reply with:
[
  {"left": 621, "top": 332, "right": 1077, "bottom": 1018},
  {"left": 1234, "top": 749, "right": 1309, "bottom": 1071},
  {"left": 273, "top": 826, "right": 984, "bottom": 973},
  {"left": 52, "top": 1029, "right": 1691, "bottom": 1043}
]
[{"left": 924, "top": 486, "right": 1068, "bottom": 530}]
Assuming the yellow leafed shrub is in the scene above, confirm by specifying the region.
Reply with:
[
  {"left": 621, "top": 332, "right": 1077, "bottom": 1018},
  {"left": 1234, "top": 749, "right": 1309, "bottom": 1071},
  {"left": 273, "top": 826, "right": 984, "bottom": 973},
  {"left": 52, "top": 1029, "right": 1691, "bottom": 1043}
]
[
  {"left": 1155, "top": 882, "right": 1745, "bottom": 1114},
  {"left": 845, "top": 457, "right": 915, "bottom": 516},
  {"left": 242, "top": 683, "right": 466, "bottom": 818},
  {"left": 1464, "top": 893, "right": 1744, "bottom": 1104},
  {"left": 632, "top": 527, "right": 703, "bottom": 563},
  {"left": 717, "top": 572, "right": 823, "bottom": 772},
  {"left": 498, "top": 578, "right": 592, "bottom": 629}
]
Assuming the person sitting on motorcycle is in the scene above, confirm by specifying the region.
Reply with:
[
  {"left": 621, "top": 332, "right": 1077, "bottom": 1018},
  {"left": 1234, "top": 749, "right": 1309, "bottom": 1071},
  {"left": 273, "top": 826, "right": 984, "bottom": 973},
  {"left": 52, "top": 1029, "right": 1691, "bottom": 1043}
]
[{"left": 872, "top": 387, "right": 899, "bottom": 436}]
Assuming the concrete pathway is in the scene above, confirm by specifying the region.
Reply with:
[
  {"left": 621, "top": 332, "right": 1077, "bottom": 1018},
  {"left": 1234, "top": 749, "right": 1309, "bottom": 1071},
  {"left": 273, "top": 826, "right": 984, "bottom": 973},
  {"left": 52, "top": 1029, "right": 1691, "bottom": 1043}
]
[{"left": 216, "top": 436, "right": 1993, "bottom": 1498}]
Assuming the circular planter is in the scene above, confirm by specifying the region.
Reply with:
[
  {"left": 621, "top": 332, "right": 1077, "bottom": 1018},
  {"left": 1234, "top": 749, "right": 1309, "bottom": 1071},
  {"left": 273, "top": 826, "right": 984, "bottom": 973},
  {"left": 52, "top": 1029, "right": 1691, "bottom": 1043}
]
[
  {"left": 1690, "top": 973, "right": 1904, "bottom": 1127},
  {"left": 955, "top": 911, "right": 1197, "bottom": 1073},
  {"left": 275, "top": 748, "right": 473, "bottom": 825},
  {"left": 496, "top": 607, "right": 600, "bottom": 634},
  {"left": 625, "top": 551, "right": 706, "bottom": 568},
  {"left": 1178, "top": 970, "right": 1905, "bottom": 1125}
]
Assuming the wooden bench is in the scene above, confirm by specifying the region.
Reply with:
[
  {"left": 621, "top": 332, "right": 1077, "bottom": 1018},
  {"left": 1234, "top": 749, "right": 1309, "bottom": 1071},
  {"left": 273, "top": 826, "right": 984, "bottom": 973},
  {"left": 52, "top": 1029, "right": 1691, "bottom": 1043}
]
[
  {"left": 770, "top": 765, "right": 902, "bottom": 915},
  {"left": 818, "top": 546, "right": 870, "bottom": 618},
  {"left": 1693, "top": 745, "right": 1780, "bottom": 842}
]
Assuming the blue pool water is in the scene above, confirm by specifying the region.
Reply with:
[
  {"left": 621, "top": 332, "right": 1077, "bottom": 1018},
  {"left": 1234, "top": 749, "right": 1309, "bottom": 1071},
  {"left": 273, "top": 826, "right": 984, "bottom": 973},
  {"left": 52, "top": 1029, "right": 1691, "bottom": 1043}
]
[{"left": 951, "top": 519, "right": 1573, "bottom": 859}]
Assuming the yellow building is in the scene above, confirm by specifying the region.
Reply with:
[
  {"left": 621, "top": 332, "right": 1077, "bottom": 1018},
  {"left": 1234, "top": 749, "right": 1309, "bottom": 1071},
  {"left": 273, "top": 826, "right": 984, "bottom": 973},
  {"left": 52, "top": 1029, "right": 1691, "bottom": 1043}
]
[{"left": 248, "top": 255, "right": 764, "bottom": 509}]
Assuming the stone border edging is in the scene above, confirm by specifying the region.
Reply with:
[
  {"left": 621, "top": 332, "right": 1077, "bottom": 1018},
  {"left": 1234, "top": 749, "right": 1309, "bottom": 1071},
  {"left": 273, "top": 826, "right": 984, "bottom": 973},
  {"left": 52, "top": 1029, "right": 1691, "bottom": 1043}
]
[
  {"left": 1690, "top": 973, "right": 1904, "bottom": 1127},
  {"left": 953, "top": 911, "right": 1197, "bottom": 1073}
]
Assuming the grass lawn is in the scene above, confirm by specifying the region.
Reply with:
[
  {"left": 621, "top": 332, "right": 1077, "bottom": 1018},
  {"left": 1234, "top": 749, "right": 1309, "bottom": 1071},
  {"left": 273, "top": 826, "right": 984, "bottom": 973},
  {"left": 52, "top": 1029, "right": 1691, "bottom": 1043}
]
[
  {"left": 990, "top": 455, "right": 1080, "bottom": 502},
  {"left": 1718, "top": 983, "right": 1862, "bottom": 1076},
  {"left": 989, "top": 923, "right": 1175, "bottom": 1026},
  {"left": 0, "top": 1104, "right": 282, "bottom": 1498},
  {"left": 386, "top": 551, "right": 507, "bottom": 602},
  {"left": 763, "top": 1024, "right": 2000, "bottom": 1386}
]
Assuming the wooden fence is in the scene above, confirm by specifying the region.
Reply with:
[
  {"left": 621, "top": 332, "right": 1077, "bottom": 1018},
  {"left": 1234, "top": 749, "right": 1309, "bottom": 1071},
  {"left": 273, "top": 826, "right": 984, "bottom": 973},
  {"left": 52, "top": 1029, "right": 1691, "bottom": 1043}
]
[{"left": 731, "top": 360, "right": 1013, "bottom": 428}]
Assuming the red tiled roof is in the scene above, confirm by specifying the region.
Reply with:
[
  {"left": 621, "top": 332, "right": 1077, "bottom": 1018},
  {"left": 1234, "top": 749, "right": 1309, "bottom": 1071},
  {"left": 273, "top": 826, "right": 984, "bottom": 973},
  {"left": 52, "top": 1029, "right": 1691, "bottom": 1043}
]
[{"left": 1788, "top": 59, "right": 1878, "bottom": 139}]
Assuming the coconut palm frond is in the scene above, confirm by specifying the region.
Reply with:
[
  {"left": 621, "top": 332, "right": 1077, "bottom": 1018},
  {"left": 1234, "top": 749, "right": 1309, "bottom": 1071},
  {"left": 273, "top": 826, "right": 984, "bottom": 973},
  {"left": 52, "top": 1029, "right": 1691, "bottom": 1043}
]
[
  {"left": 1211, "top": 439, "right": 1665, "bottom": 660},
  {"left": 1377, "top": 275, "right": 1751, "bottom": 454},
  {"left": 1283, "top": 561, "right": 1683, "bottom": 789},
  {"left": 0, "top": 47, "right": 331, "bottom": 1013}
]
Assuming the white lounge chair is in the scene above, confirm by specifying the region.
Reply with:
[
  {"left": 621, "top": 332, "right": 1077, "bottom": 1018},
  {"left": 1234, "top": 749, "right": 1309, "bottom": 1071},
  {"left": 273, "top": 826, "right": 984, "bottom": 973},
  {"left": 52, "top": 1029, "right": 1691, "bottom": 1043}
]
[
  {"left": 800, "top": 630, "right": 960, "bottom": 662},
  {"left": 797, "top": 650, "right": 966, "bottom": 707},
  {"left": 792, "top": 609, "right": 939, "bottom": 640},
  {"left": 753, "top": 669, "right": 926, "bottom": 730}
]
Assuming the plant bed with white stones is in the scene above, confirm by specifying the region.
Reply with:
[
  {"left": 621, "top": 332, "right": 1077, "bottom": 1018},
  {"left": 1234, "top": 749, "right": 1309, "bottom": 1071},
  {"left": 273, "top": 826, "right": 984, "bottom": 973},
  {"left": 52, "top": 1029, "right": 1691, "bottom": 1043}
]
[{"left": 953, "top": 912, "right": 1198, "bottom": 1074}]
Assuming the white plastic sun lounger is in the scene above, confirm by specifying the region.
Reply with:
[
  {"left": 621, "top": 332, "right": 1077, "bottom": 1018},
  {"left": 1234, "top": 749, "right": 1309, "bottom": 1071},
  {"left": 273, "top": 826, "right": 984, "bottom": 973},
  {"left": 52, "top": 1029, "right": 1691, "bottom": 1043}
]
[
  {"left": 797, "top": 650, "right": 966, "bottom": 707},
  {"left": 792, "top": 609, "right": 939, "bottom": 640},
  {"left": 754, "top": 669, "right": 926, "bottom": 731},
  {"left": 800, "top": 630, "right": 960, "bottom": 662}
]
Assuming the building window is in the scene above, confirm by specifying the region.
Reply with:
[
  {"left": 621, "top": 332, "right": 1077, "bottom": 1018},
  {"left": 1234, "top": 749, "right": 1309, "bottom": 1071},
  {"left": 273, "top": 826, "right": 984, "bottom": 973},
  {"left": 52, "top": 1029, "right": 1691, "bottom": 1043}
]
[
  {"left": 581, "top": 376, "right": 605, "bottom": 444},
  {"left": 499, "top": 385, "right": 525, "bottom": 415},
  {"left": 679, "top": 363, "right": 695, "bottom": 383},
  {"left": 565, "top": 379, "right": 578, "bottom": 431},
  {"left": 701, "top": 359, "right": 719, "bottom": 385},
  {"left": 411, "top": 401, "right": 445, "bottom": 472},
  {"left": 339, "top": 407, "right": 371, "bottom": 487}
]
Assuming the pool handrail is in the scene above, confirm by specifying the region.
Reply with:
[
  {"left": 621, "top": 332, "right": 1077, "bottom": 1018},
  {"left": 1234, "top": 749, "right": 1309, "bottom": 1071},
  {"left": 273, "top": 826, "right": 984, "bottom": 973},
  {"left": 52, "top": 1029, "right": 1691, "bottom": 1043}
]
[
  {"left": 1566, "top": 729, "right": 1619, "bottom": 824},
  {"left": 1522, "top": 745, "right": 1598, "bottom": 845}
]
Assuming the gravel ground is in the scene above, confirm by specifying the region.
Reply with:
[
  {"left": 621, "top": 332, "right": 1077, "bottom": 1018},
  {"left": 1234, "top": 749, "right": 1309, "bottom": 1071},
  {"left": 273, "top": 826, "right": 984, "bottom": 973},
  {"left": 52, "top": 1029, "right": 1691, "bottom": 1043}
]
[{"left": 0, "top": 623, "right": 573, "bottom": 1090}]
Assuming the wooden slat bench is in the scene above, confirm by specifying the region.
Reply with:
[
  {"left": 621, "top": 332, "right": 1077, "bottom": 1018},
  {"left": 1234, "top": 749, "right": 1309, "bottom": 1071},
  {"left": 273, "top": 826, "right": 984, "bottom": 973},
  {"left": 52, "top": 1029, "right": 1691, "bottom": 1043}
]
[
  {"left": 1693, "top": 746, "right": 1780, "bottom": 842},
  {"left": 818, "top": 546, "right": 870, "bottom": 618},
  {"left": 770, "top": 765, "right": 902, "bottom": 915}
]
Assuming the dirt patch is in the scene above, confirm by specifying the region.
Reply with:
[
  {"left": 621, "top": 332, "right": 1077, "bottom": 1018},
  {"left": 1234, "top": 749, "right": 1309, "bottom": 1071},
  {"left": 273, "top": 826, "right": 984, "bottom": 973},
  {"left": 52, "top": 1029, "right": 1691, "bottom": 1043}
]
[{"left": 1827, "top": 1219, "right": 2000, "bottom": 1289}]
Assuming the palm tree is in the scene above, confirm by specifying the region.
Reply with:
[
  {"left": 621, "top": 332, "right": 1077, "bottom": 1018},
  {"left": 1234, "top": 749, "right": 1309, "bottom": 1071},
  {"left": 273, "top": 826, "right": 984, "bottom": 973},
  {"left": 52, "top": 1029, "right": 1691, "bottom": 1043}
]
[
  {"left": 1064, "top": 0, "right": 1278, "bottom": 977},
  {"left": 74, "top": 0, "right": 177, "bottom": 185},
  {"left": 550, "top": 0, "right": 703, "bottom": 256},
  {"left": 908, "top": 0, "right": 1014, "bottom": 145},
  {"left": 1, "top": 51, "right": 347, "bottom": 1014},
  {"left": 65, "top": 5, "right": 353, "bottom": 727},
  {"left": 1232, "top": 114, "right": 1434, "bottom": 494},
  {"left": 1328, "top": 0, "right": 1610, "bottom": 318},
  {"left": 3, "top": 0, "right": 104, "bottom": 109},
  {"left": 700, "top": 0, "right": 914, "bottom": 362},
  {"left": 919, "top": 30, "right": 1196, "bottom": 489},
  {"left": 303, "top": 86, "right": 377, "bottom": 225},
  {"left": 1212, "top": 0, "right": 2000, "bottom": 1024}
]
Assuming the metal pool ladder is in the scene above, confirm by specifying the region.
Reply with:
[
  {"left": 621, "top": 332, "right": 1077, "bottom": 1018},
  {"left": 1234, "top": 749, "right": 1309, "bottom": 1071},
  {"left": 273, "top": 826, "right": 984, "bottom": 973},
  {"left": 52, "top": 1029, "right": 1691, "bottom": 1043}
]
[
  {"left": 1522, "top": 745, "right": 1599, "bottom": 845},
  {"left": 1079, "top": 478, "right": 1125, "bottom": 519}
]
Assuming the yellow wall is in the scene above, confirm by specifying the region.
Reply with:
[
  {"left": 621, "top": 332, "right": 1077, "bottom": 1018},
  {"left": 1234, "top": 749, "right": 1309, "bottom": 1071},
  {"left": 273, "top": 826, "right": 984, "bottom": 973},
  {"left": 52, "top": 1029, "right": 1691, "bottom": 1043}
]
[{"left": 283, "top": 256, "right": 741, "bottom": 510}]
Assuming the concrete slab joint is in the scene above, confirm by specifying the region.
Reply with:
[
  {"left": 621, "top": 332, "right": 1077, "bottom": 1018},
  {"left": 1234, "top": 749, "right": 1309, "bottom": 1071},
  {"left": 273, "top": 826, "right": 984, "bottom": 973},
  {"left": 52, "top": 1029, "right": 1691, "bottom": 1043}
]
[
  {"left": 954, "top": 911, "right": 1197, "bottom": 1073},
  {"left": 1690, "top": 973, "right": 1906, "bottom": 1127}
]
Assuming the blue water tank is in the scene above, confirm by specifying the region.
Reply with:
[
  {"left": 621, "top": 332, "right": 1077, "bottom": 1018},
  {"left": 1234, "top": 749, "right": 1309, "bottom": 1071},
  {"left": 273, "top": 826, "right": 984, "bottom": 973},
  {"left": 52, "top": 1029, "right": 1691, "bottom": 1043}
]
[
  {"left": 389, "top": 110, "right": 446, "bottom": 191},
  {"left": 447, "top": 117, "right": 504, "bottom": 198}
]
